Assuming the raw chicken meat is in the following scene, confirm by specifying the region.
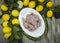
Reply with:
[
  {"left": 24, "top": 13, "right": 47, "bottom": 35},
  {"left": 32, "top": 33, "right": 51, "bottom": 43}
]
[{"left": 23, "top": 13, "right": 41, "bottom": 31}]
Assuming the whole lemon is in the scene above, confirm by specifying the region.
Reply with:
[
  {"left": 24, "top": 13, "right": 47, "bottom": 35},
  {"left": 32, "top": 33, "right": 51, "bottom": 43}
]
[
  {"left": 4, "top": 33, "right": 11, "bottom": 39},
  {"left": 36, "top": 5, "right": 43, "bottom": 12},
  {"left": 47, "top": 1, "right": 53, "bottom": 7},
  {"left": 29, "top": 1, "right": 36, "bottom": 8},
  {"left": 11, "top": 10, "right": 19, "bottom": 17},
  {"left": 38, "top": 0, "right": 44, "bottom": 3},
  {"left": 47, "top": 10, "right": 53, "bottom": 18},
  {"left": 23, "top": 0, "right": 29, "bottom": 6},
  {"left": 1, "top": 4, "right": 8, "bottom": 11},
  {"left": 2, "top": 14, "right": 10, "bottom": 21},
  {"left": 3, "top": 27, "right": 12, "bottom": 33},
  {"left": 12, "top": 18, "right": 20, "bottom": 25},
  {"left": 3, "top": 21, "right": 8, "bottom": 27}
]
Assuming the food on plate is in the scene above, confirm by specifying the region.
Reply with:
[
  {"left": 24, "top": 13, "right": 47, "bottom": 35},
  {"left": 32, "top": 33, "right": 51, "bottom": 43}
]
[{"left": 23, "top": 13, "right": 41, "bottom": 31}]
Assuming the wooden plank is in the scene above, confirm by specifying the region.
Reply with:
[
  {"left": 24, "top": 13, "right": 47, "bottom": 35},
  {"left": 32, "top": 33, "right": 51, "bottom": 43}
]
[
  {"left": 55, "top": 19, "right": 60, "bottom": 43},
  {"left": 46, "top": 18, "right": 52, "bottom": 43}
]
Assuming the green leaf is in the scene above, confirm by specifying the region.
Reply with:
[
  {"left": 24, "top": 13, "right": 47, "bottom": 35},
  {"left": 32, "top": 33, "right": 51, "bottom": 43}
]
[
  {"left": 12, "top": 25, "right": 22, "bottom": 40},
  {"left": 13, "top": 3, "right": 19, "bottom": 8},
  {"left": 14, "top": 0, "right": 19, "bottom": 2},
  {"left": 8, "top": 22, "right": 12, "bottom": 27},
  {"left": 14, "top": 32, "right": 22, "bottom": 39},
  {"left": 4, "top": 0, "right": 14, "bottom": 4},
  {"left": 14, "top": 34, "right": 21, "bottom": 39},
  {"left": 8, "top": 39, "right": 18, "bottom": 43},
  {"left": 53, "top": 7, "right": 60, "bottom": 12},
  {"left": 8, "top": 4, "right": 14, "bottom": 11},
  {"left": 8, "top": 35, "right": 14, "bottom": 42},
  {"left": 13, "top": 26, "right": 20, "bottom": 32},
  {"left": 41, "top": 7, "right": 48, "bottom": 15},
  {"left": 43, "top": 0, "right": 50, "bottom": 6}
]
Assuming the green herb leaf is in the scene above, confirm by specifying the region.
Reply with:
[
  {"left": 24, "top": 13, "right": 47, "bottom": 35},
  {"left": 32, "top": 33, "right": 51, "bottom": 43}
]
[
  {"left": 13, "top": 26, "right": 20, "bottom": 32},
  {"left": 14, "top": 32, "right": 22, "bottom": 39}
]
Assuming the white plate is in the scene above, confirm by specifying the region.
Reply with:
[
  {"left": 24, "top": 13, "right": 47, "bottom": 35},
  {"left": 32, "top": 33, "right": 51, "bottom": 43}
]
[{"left": 19, "top": 8, "right": 45, "bottom": 38}]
